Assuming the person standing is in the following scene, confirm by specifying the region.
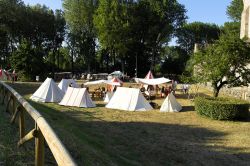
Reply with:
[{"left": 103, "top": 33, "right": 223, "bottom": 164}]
[{"left": 161, "top": 86, "right": 165, "bottom": 98}]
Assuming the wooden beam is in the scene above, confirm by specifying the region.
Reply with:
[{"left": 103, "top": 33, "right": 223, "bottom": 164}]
[
  {"left": 37, "top": 117, "right": 77, "bottom": 166},
  {"left": 19, "top": 108, "right": 25, "bottom": 139},
  {"left": 12, "top": 97, "right": 16, "bottom": 115},
  {"left": 18, "top": 129, "right": 36, "bottom": 147},
  {"left": 1, "top": 88, "right": 5, "bottom": 104},
  {"left": 5, "top": 94, "right": 11, "bottom": 112},
  {"left": 35, "top": 126, "right": 45, "bottom": 166},
  {"left": 10, "top": 106, "right": 20, "bottom": 124},
  {"left": 0, "top": 81, "right": 76, "bottom": 165}
]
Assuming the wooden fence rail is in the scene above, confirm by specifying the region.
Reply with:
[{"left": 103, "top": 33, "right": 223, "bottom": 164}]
[{"left": 0, "top": 81, "right": 77, "bottom": 166}]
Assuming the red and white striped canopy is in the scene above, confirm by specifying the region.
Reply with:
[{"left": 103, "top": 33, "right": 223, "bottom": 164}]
[{"left": 111, "top": 77, "right": 123, "bottom": 84}]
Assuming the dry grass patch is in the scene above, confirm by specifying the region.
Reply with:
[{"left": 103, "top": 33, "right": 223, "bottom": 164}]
[{"left": 5, "top": 82, "right": 250, "bottom": 166}]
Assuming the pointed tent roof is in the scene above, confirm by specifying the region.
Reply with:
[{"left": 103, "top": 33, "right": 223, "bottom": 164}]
[
  {"left": 111, "top": 77, "right": 123, "bottom": 84},
  {"left": 107, "top": 77, "right": 123, "bottom": 92},
  {"left": 30, "top": 78, "right": 64, "bottom": 103},
  {"left": 0, "top": 69, "right": 8, "bottom": 81},
  {"left": 143, "top": 70, "right": 154, "bottom": 90},
  {"left": 106, "top": 87, "right": 153, "bottom": 111},
  {"left": 58, "top": 79, "right": 79, "bottom": 94},
  {"left": 160, "top": 92, "right": 182, "bottom": 112},
  {"left": 145, "top": 70, "right": 154, "bottom": 79},
  {"left": 59, "top": 87, "right": 95, "bottom": 108},
  {"left": 104, "top": 92, "right": 113, "bottom": 103}
]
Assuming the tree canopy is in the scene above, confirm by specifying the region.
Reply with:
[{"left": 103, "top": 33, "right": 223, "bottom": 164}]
[
  {"left": 188, "top": 30, "right": 250, "bottom": 97},
  {"left": 176, "top": 22, "right": 221, "bottom": 54},
  {"left": 226, "top": 0, "right": 243, "bottom": 22},
  {"left": 94, "top": 0, "right": 186, "bottom": 75}
]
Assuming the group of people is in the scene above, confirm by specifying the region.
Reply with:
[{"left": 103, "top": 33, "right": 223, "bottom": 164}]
[
  {"left": 160, "top": 86, "right": 173, "bottom": 98},
  {"left": 145, "top": 80, "right": 190, "bottom": 99}
]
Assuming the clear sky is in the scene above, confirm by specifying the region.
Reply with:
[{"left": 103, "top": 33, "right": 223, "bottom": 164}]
[
  {"left": 178, "top": 0, "right": 232, "bottom": 25},
  {"left": 22, "top": 0, "right": 233, "bottom": 26},
  {"left": 22, "top": 0, "right": 62, "bottom": 11}
]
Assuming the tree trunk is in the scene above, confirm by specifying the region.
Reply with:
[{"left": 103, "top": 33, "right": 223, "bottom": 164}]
[
  {"left": 57, "top": 49, "right": 60, "bottom": 69},
  {"left": 87, "top": 63, "right": 91, "bottom": 73},
  {"left": 121, "top": 57, "right": 125, "bottom": 75},
  {"left": 71, "top": 49, "right": 74, "bottom": 74},
  {"left": 106, "top": 54, "right": 109, "bottom": 72},
  {"left": 52, "top": 49, "right": 55, "bottom": 79}
]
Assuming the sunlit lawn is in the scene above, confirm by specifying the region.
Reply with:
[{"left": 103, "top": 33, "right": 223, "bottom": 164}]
[{"left": 4, "top": 82, "right": 250, "bottom": 165}]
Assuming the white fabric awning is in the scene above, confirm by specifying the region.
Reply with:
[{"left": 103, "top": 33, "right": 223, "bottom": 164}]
[
  {"left": 84, "top": 80, "right": 120, "bottom": 86},
  {"left": 135, "top": 77, "right": 171, "bottom": 85},
  {"left": 84, "top": 80, "right": 106, "bottom": 85}
]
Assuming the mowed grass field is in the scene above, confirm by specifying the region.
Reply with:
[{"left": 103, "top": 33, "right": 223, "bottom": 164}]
[{"left": 2, "top": 82, "right": 250, "bottom": 165}]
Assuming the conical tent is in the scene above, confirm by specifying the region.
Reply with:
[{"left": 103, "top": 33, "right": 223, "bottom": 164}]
[
  {"left": 103, "top": 92, "right": 113, "bottom": 103},
  {"left": 143, "top": 70, "right": 154, "bottom": 90},
  {"left": 145, "top": 70, "right": 154, "bottom": 79},
  {"left": 111, "top": 77, "right": 123, "bottom": 84},
  {"left": 30, "top": 78, "right": 64, "bottom": 103},
  {"left": 106, "top": 87, "right": 153, "bottom": 111},
  {"left": 58, "top": 79, "right": 79, "bottom": 93},
  {"left": 107, "top": 77, "right": 123, "bottom": 92},
  {"left": 59, "top": 87, "right": 95, "bottom": 108},
  {"left": 0, "top": 69, "right": 8, "bottom": 81},
  {"left": 160, "top": 92, "right": 182, "bottom": 112}
]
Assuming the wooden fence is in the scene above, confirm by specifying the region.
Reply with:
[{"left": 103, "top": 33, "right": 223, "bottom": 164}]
[{"left": 0, "top": 81, "right": 77, "bottom": 166}]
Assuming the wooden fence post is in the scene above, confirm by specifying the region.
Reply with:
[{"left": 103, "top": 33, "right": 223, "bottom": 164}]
[
  {"left": 0, "top": 82, "right": 76, "bottom": 165},
  {"left": 35, "top": 124, "right": 45, "bottom": 166},
  {"left": 1, "top": 88, "right": 6, "bottom": 104},
  {"left": 5, "top": 93, "right": 12, "bottom": 112},
  {"left": 12, "top": 97, "right": 16, "bottom": 115},
  {"left": 19, "top": 108, "right": 25, "bottom": 139}
]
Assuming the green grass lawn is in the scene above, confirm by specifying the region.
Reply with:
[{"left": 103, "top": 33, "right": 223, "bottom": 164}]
[
  {"left": 3, "top": 82, "right": 250, "bottom": 165},
  {"left": 0, "top": 105, "right": 34, "bottom": 165}
]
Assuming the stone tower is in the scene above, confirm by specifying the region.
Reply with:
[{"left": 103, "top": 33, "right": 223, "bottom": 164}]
[{"left": 241, "top": 0, "right": 250, "bottom": 40}]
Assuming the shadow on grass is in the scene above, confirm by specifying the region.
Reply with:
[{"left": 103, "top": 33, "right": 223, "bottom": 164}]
[
  {"left": 7, "top": 83, "right": 250, "bottom": 165},
  {"left": 26, "top": 101, "right": 250, "bottom": 166},
  {"left": 176, "top": 92, "right": 211, "bottom": 100},
  {"left": 181, "top": 106, "right": 195, "bottom": 112},
  {"left": 7, "top": 82, "right": 41, "bottom": 96}
]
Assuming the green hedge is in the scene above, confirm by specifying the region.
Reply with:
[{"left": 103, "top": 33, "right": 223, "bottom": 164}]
[{"left": 195, "top": 97, "right": 249, "bottom": 120}]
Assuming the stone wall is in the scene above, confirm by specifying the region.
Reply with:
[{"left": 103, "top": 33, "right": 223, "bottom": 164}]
[{"left": 201, "top": 83, "right": 250, "bottom": 101}]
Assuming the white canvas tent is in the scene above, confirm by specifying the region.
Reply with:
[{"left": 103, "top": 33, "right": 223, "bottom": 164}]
[
  {"left": 160, "top": 92, "right": 182, "bottom": 112},
  {"left": 142, "top": 70, "right": 154, "bottom": 90},
  {"left": 103, "top": 92, "right": 113, "bottom": 103},
  {"left": 106, "top": 87, "right": 153, "bottom": 111},
  {"left": 145, "top": 70, "right": 154, "bottom": 79},
  {"left": 58, "top": 79, "right": 79, "bottom": 93},
  {"left": 59, "top": 87, "right": 95, "bottom": 108},
  {"left": 30, "top": 78, "right": 64, "bottom": 103}
]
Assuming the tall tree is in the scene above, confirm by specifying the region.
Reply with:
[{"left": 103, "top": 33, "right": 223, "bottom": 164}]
[
  {"left": 176, "top": 22, "right": 221, "bottom": 55},
  {"left": 10, "top": 39, "right": 47, "bottom": 81},
  {"left": 160, "top": 46, "right": 188, "bottom": 75},
  {"left": 48, "top": 9, "right": 66, "bottom": 76},
  {"left": 63, "top": 0, "right": 97, "bottom": 73},
  {"left": 0, "top": 0, "right": 24, "bottom": 67},
  {"left": 94, "top": 0, "right": 131, "bottom": 73},
  {"left": 188, "top": 30, "right": 250, "bottom": 97},
  {"left": 94, "top": 0, "right": 186, "bottom": 75},
  {"left": 226, "top": 0, "right": 243, "bottom": 22}
]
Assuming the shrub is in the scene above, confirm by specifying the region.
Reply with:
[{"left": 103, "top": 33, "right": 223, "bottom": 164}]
[{"left": 195, "top": 97, "right": 249, "bottom": 120}]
